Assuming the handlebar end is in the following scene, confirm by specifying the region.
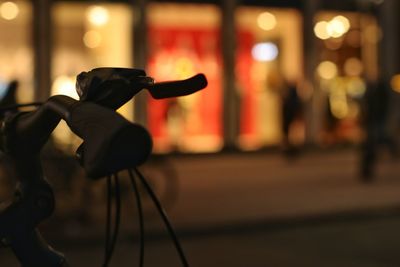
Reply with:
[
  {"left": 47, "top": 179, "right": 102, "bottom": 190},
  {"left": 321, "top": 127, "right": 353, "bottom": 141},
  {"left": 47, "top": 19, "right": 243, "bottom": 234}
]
[{"left": 147, "top": 73, "right": 208, "bottom": 99}]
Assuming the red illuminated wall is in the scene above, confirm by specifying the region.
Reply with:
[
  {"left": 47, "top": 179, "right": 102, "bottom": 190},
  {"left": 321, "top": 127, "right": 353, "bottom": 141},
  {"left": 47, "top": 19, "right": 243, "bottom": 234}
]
[
  {"left": 236, "top": 30, "right": 257, "bottom": 137},
  {"left": 147, "top": 26, "right": 222, "bottom": 148}
]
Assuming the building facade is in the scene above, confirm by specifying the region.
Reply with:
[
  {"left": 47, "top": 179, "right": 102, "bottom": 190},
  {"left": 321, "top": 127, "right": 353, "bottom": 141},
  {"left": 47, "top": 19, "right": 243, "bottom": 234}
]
[{"left": 0, "top": 0, "right": 399, "bottom": 153}]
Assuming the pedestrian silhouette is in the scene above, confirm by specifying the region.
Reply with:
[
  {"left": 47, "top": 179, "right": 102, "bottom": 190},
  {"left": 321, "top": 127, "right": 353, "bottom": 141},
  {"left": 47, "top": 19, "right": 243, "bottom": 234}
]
[{"left": 360, "top": 79, "right": 398, "bottom": 182}]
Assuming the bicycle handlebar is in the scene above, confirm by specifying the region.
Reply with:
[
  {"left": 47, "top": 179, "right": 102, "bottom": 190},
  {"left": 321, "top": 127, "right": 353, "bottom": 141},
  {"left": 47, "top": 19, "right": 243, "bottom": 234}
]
[
  {"left": 1, "top": 95, "right": 153, "bottom": 266},
  {"left": 76, "top": 67, "right": 208, "bottom": 109},
  {"left": 3, "top": 95, "right": 152, "bottom": 179},
  {"left": 0, "top": 68, "right": 207, "bottom": 267},
  {"left": 146, "top": 73, "right": 207, "bottom": 99}
]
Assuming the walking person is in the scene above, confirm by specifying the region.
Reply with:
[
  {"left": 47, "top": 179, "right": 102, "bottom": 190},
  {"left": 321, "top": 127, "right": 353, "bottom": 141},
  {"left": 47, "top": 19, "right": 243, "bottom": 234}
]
[
  {"left": 360, "top": 78, "right": 398, "bottom": 182},
  {"left": 280, "top": 80, "right": 302, "bottom": 157}
]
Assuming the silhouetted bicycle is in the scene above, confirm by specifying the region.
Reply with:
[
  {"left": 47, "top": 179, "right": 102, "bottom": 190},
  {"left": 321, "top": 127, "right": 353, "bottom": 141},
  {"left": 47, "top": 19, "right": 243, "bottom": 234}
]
[{"left": 0, "top": 67, "right": 207, "bottom": 267}]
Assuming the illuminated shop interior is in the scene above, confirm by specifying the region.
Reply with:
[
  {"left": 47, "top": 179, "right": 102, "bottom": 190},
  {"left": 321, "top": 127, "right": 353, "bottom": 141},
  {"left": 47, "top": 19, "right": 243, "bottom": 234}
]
[
  {"left": 313, "top": 11, "right": 378, "bottom": 145},
  {"left": 0, "top": 0, "right": 387, "bottom": 153},
  {"left": 147, "top": 3, "right": 223, "bottom": 152},
  {"left": 51, "top": 2, "right": 134, "bottom": 150},
  {"left": 0, "top": 1, "right": 33, "bottom": 103},
  {"left": 235, "top": 7, "right": 303, "bottom": 150}
]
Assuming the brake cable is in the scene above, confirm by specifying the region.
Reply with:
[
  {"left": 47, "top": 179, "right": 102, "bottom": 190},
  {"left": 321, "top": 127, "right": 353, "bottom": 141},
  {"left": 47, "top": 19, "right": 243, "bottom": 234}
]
[
  {"left": 128, "top": 169, "right": 145, "bottom": 267},
  {"left": 131, "top": 168, "right": 190, "bottom": 267},
  {"left": 102, "top": 174, "right": 121, "bottom": 267}
]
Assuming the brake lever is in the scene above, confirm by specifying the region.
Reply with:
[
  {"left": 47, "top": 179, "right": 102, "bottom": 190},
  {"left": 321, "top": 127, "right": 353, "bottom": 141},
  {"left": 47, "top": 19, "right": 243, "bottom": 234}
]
[
  {"left": 76, "top": 68, "right": 208, "bottom": 110},
  {"left": 145, "top": 73, "right": 208, "bottom": 99}
]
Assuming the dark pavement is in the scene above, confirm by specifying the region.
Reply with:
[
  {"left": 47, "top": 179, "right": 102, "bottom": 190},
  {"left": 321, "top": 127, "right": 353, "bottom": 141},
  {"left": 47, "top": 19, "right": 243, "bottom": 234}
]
[{"left": 1, "top": 148, "right": 400, "bottom": 266}]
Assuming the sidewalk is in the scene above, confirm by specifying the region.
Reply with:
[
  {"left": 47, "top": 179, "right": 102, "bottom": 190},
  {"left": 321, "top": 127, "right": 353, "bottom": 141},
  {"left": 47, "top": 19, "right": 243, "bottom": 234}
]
[
  {"left": 163, "top": 148, "right": 400, "bottom": 230},
  {"left": 2, "top": 148, "right": 400, "bottom": 267}
]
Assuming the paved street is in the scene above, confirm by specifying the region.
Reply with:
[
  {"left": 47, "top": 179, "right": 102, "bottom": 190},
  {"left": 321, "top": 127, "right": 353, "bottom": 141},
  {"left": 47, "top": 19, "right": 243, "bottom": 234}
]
[
  {"left": 168, "top": 148, "right": 400, "bottom": 228},
  {"left": 1, "top": 148, "right": 400, "bottom": 266}
]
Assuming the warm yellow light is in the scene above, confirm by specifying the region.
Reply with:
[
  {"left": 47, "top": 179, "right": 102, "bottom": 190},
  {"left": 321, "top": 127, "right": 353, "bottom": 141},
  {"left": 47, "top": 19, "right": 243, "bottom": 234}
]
[
  {"left": 333, "top": 16, "right": 350, "bottom": 32},
  {"left": 327, "top": 20, "right": 345, "bottom": 38},
  {"left": 83, "top": 30, "right": 102, "bottom": 48},
  {"left": 257, "top": 12, "right": 277, "bottom": 31},
  {"left": 327, "top": 16, "right": 350, "bottom": 38},
  {"left": 344, "top": 57, "right": 363, "bottom": 77},
  {"left": 390, "top": 74, "right": 400, "bottom": 93},
  {"left": 315, "top": 16, "right": 350, "bottom": 40},
  {"left": 0, "top": 1, "right": 19, "bottom": 20},
  {"left": 52, "top": 75, "right": 79, "bottom": 99},
  {"left": 330, "top": 96, "right": 348, "bottom": 119},
  {"left": 317, "top": 61, "right": 338, "bottom": 80},
  {"left": 314, "top": 21, "right": 330, "bottom": 40},
  {"left": 87, "top": 5, "right": 109, "bottom": 26},
  {"left": 347, "top": 77, "right": 366, "bottom": 97}
]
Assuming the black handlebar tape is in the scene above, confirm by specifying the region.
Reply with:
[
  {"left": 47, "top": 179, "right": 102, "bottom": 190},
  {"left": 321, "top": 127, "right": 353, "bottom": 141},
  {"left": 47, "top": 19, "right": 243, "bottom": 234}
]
[
  {"left": 2, "top": 96, "right": 75, "bottom": 156},
  {"left": 6, "top": 95, "right": 152, "bottom": 178},
  {"left": 76, "top": 67, "right": 146, "bottom": 101},
  {"left": 66, "top": 102, "right": 152, "bottom": 179},
  {"left": 146, "top": 73, "right": 208, "bottom": 99},
  {"left": 10, "top": 229, "right": 66, "bottom": 267},
  {"left": 76, "top": 68, "right": 146, "bottom": 110}
]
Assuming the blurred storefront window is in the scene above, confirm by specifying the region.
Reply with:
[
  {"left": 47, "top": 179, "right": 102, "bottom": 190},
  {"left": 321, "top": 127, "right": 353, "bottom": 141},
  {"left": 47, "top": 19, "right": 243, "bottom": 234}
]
[
  {"left": 51, "top": 2, "right": 133, "bottom": 151},
  {"left": 0, "top": 0, "right": 33, "bottom": 103},
  {"left": 0, "top": 1, "right": 383, "bottom": 154},
  {"left": 314, "top": 12, "right": 378, "bottom": 145},
  {"left": 147, "top": 3, "right": 223, "bottom": 153},
  {"left": 235, "top": 7, "right": 303, "bottom": 150}
]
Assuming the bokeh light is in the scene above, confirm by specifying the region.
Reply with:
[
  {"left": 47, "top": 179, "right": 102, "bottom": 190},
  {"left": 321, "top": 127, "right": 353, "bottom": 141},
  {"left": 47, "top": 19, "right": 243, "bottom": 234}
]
[
  {"left": 83, "top": 30, "right": 102, "bottom": 48},
  {"left": 344, "top": 57, "right": 363, "bottom": 77},
  {"left": 251, "top": 42, "right": 279, "bottom": 62},
  {"left": 314, "top": 16, "right": 350, "bottom": 40},
  {"left": 314, "top": 21, "right": 330, "bottom": 40},
  {"left": 0, "top": 1, "right": 19, "bottom": 20},
  {"left": 332, "top": 16, "right": 350, "bottom": 33},
  {"left": 329, "top": 95, "right": 348, "bottom": 119},
  {"left": 390, "top": 74, "right": 400, "bottom": 93},
  {"left": 257, "top": 12, "right": 277, "bottom": 31},
  {"left": 86, "top": 5, "right": 109, "bottom": 26},
  {"left": 347, "top": 77, "right": 366, "bottom": 97},
  {"left": 317, "top": 61, "right": 338, "bottom": 80}
]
